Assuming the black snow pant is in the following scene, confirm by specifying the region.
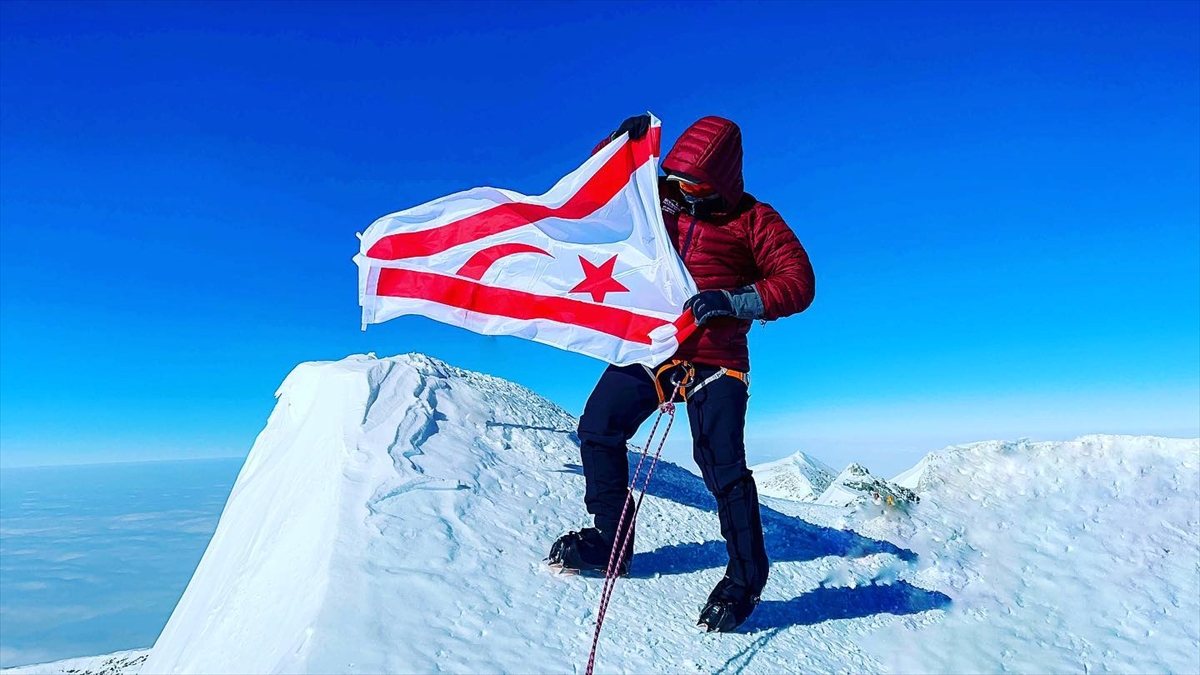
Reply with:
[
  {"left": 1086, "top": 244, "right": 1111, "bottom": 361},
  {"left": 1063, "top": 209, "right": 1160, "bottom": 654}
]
[{"left": 577, "top": 362, "right": 769, "bottom": 596}]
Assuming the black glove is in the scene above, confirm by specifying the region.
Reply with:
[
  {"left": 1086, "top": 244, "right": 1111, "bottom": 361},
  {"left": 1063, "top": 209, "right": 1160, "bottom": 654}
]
[
  {"left": 611, "top": 114, "right": 651, "bottom": 141},
  {"left": 684, "top": 290, "right": 735, "bottom": 325},
  {"left": 684, "top": 286, "right": 765, "bottom": 325}
]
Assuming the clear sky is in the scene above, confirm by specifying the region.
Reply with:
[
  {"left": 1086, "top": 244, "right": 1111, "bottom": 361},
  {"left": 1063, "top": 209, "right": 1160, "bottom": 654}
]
[{"left": 1, "top": 0, "right": 1197, "bottom": 474}]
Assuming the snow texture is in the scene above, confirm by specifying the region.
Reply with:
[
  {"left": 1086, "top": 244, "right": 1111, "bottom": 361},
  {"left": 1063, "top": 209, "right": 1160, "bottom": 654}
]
[
  {"left": 891, "top": 453, "right": 935, "bottom": 491},
  {"left": 749, "top": 451, "right": 836, "bottom": 502},
  {"left": 1, "top": 650, "right": 147, "bottom": 675},
  {"left": 856, "top": 436, "right": 1200, "bottom": 674},
  {"left": 30, "top": 354, "right": 1197, "bottom": 674}
]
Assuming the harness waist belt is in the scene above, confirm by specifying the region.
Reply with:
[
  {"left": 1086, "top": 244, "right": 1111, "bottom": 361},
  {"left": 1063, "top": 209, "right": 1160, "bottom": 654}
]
[{"left": 650, "top": 359, "right": 749, "bottom": 403}]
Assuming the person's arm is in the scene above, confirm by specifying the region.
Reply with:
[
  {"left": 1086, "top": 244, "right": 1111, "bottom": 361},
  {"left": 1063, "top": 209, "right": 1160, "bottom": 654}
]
[
  {"left": 684, "top": 205, "right": 815, "bottom": 325},
  {"left": 745, "top": 203, "right": 815, "bottom": 320}
]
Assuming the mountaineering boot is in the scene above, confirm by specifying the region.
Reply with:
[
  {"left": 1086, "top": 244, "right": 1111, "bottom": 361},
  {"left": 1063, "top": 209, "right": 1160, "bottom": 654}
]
[
  {"left": 697, "top": 575, "right": 760, "bottom": 633},
  {"left": 546, "top": 527, "right": 634, "bottom": 576}
]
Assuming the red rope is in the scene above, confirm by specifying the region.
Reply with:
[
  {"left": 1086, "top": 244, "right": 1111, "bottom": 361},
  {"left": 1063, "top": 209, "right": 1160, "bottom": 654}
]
[{"left": 584, "top": 389, "right": 681, "bottom": 675}]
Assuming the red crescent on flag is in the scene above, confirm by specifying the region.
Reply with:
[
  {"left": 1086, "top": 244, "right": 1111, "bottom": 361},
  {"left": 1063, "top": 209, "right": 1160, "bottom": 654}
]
[{"left": 456, "top": 243, "right": 552, "bottom": 280}]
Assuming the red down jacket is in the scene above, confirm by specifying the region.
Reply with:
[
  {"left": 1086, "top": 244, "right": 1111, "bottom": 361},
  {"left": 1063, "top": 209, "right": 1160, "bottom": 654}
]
[{"left": 634, "top": 116, "right": 816, "bottom": 371}]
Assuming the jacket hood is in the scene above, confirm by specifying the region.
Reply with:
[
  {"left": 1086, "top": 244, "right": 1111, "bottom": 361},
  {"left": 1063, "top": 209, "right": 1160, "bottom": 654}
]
[{"left": 661, "top": 116, "right": 744, "bottom": 207}]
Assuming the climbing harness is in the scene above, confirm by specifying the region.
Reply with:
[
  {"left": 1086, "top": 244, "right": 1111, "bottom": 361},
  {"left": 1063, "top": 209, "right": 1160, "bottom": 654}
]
[{"left": 650, "top": 359, "right": 749, "bottom": 404}]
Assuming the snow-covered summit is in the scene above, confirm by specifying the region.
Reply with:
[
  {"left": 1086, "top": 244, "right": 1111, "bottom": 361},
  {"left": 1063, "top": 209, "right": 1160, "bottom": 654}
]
[
  {"left": 128, "top": 353, "right": 1197, "bottom": 675},
  {"left": 142, "top": 353, "right": 590, "bottom": 673},
  {"left": 140, "top": 354, "right": 931, "bottom": 674},
  {"left": 750, "top": 450, "right": 836, "bottom": 501},
  {"left": 815, "top": 462, "right": 919, "bottom": 508}
]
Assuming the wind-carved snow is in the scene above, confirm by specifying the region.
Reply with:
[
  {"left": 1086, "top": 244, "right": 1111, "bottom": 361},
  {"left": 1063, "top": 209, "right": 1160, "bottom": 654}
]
[
  {"left": 855, "top": 436, "right": 1200, "bottom": 674},
  {"left": 125, "top": 354, "right": 1197, "bottom": 674},
  {"left": 750, "top": 451, "right": 836, "bottom": 502}
]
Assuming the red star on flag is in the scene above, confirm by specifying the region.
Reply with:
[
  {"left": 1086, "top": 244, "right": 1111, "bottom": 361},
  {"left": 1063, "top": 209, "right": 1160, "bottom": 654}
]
[{"left": 569, "top": 254, "right": 629, "bottom": 303}]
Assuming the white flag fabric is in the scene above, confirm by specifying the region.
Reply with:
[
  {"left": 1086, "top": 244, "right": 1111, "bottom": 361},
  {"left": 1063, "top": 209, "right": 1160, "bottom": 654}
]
[{"left": 354, "top": 114, "right": 698, "bottom": 367}]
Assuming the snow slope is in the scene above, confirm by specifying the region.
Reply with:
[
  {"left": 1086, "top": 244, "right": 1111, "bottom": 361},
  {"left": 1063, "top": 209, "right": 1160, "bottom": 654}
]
[
  {"left": 891, "top": 452, "right": 934, "bottom": 491},
  {"left": 124, "top": 354, "right": 1196, "bottom": 674},
  {"left": 749, "top": 451, "right": 836, "bottom": 502},
  {"left": 139, "top": 354, "right": 937, "bottom": 674},
  {"left": 856, "top": 436, "right": 1200, "bottom": 674}
]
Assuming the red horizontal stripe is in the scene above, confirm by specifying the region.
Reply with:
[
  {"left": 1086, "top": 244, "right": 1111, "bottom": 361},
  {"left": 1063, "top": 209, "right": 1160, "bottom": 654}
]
[
  {"left": 672, "top": 308, "right": 698, "bottom": 344},
  {"left": 367, "top": 126, "right": 661, "bottom": 261},
  {"left": 456, "top": 243, "right": 551, "bottom": 280},
  {"left": 375, "top": 267, "right": 669, "bottom": 345}
]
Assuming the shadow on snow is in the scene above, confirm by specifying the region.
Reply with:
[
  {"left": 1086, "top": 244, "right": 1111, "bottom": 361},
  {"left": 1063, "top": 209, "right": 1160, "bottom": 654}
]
[
  {"left": 746, "top": 581, "right": 950, "bottom": 631},
  {"left": 558, "top": 456, "right": 949, "bottom": 633},
  {"left": 559, "top": 457, "right": 916, "bottom": 576},
  {"left": 710, "top": 582, "right": 952, "bottom": 673}
]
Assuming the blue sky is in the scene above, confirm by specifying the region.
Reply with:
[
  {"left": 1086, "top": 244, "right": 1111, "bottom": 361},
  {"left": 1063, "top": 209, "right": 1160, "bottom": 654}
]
[{"left": 1, "top": 1, "right": 1197, "bottom": 473}]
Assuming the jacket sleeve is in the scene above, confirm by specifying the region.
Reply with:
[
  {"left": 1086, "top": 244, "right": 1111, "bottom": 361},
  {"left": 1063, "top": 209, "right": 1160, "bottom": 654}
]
[
  {"left": 747, "top": 203, "right": 815, "bottom": 320},
  {"left": 590, "top": 136, "right": 613, "bottom": 156}
]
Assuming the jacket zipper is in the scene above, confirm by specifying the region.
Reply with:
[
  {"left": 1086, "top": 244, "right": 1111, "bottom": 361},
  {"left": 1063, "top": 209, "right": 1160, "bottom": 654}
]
[{"left": 679, "top": 213, "right": 698, "bottom": 264}]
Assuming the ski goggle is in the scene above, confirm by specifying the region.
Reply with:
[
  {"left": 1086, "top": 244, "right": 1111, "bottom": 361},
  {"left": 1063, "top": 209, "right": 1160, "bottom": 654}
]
[{"left": 672, "top": 177, "right": 718, "bottom": 198}]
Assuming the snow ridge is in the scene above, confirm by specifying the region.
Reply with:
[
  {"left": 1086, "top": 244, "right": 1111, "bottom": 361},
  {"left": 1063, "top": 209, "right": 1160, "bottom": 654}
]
[
  {"left": 141, "top": 354, "right": 936, "bottom": 674},
  {"left": 750, "top": 450, "right": 836, "bottom": 502},
  {"left": 816, "top": 462, "right": 919, "bottom": 508},
  {"left": 856, "top": 435, "right": 1200, "bottom": 674},
  {"left": 132, "top": 354, "right": 1197, "bottom": 675}
]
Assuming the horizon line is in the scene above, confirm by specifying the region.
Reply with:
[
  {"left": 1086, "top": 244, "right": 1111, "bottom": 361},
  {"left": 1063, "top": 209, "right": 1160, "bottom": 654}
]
[{"left": 0, "top": 454, "right": 248, "bottom": 472}]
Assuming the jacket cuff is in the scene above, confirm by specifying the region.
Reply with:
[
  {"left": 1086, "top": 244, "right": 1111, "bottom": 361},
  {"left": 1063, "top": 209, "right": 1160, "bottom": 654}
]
[{"left": 724, "top": 286, "right": 765, "bottom": 321}]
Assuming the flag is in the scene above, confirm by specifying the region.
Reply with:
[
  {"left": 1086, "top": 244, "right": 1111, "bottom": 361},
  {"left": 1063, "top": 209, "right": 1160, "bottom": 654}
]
[{"left": 354, "top": 114, "right": 698, "bottom": 367}]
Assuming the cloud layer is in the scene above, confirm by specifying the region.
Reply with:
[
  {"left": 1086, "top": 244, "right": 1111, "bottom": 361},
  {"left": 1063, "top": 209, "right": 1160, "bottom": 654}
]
[{"left": 0, "top": 458, "right": 242, "bottom": 669}]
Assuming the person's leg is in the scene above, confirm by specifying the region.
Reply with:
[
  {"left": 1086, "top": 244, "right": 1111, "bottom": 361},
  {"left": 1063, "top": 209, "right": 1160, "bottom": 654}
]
[
  {"left": 687, "top": 369, "right": 768, "bottom": 614},
  {"left": 577, "top": 364, "right": 659, "bottom": 538}
]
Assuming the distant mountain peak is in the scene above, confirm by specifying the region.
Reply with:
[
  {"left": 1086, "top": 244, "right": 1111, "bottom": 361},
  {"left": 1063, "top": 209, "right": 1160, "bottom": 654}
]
[
  {"left": 816, "top": 461, "right": 919, "bottom": 508},
  {"left": 751, "top": 450, "right": 837, "bottom": 502}
]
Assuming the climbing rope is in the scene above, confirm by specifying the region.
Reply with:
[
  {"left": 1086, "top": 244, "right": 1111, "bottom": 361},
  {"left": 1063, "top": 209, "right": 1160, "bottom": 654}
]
[{"left": 584, "top": 366, "right": 691, "bottom": 675}]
